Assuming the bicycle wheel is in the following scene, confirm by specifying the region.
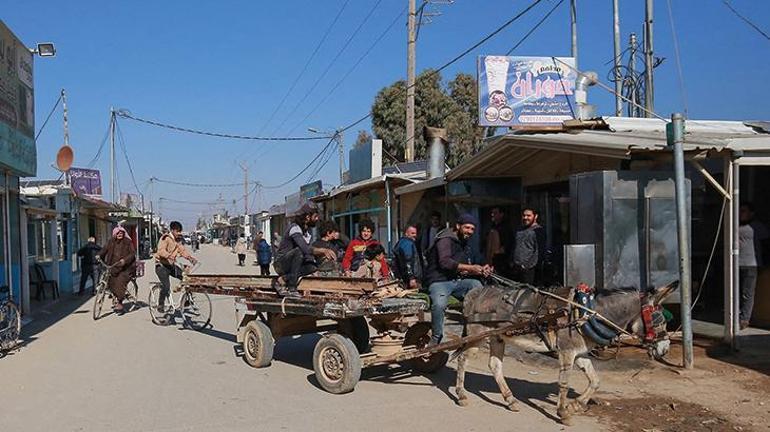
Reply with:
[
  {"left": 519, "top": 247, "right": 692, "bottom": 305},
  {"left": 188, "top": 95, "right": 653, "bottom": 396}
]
[
  {"left": 181, "top": 291, "right": 211, "bottom": 331},
  {"left": 92, "top": 282, "right": 107, "bottom": 321},
  {"left": 127, "top": 279, "right": 140, "bottom": 311},
  {"left": 0, "top": 301, "right": 21, "bottom": 352},
  {"left": 148, "top": 284, "right": 172, "bottom": 326}
]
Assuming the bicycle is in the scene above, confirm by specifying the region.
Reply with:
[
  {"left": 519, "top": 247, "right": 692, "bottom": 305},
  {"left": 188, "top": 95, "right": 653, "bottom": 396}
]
[
  {"left": 147, "top": 263, "right": 211, "bottom": 330},
  {"left": 92, "top": 259, "right": 140, "bottom": 320},
  {"left": 0, "top": 285, "right": 21, "bottom": 355}
]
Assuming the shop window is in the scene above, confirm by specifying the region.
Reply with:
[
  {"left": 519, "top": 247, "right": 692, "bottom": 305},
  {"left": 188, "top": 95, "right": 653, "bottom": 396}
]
[
  {"left": 28, "top": 219, "right": 55, "bottom": 261},
  {"left": 57, "top": 220, "right": 68, "bottom": 260}
]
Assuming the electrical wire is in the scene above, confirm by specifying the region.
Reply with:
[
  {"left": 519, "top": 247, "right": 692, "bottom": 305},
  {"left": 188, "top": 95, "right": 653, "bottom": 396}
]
[
  {"left": 150, "top": 177, "right": 259, "bottom": 188},
  {"left": 722, "top": 0, "right": 770, "bottom": 42},
  {"left": 338, "top": 0, "right": 547, "bottom": 135},
  {"left": 665, "top": 0, "right": 689, "bottom": 118},
  {"left": 262, "top": 137, "right": 337, "bottom": 189},
  {"left": 87, "top": 119, "right": 112, "bottom": 168},
  {"left": 286, "top": 3, "right": 408, "bottom": 136},
  {"left": 269, "top": 0, "right": 384, "bottom": 137},
  {"left": 506, "top": 0, "right": 564, "bottom": 55},
  {"left": 114, "top": 111, "right": 331, "bottom": 141},
  {"left": 115, "top": 117, "right": 142, "bottom": 195},
  {"left": 35, "top": 94, "right": 62, "bottom": 140}
]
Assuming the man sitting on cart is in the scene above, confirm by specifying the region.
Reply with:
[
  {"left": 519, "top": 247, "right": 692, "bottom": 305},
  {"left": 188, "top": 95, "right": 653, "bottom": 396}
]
[
  {"left": 155, "top": 221, "right": 198, "bottom": 311},
  {"left": 273, "top": 203, "right": 336, "bottom": 298},
  {"left": 423, "top": 213, "right": 492, "bottom": 346}
]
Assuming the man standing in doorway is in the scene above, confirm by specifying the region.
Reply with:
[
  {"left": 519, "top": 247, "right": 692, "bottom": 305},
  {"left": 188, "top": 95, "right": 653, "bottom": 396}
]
[
  {"left": 420, "top": 211, "right": 443, "bottom": 256},
  {"left": 509, "top": 207, "right": 546, "bottom": 285},
  {"left": 739, "top": 203, "right": 769, "bottom": 329},
  {"left": 77, "top": 237, "right": 102, "bottom": 295},
  {"left": 424, "top": 214, "right": 491, "bottom": 346},
  {"left": 485, "top": 206, "right": 511, "bottom": 277},
  {"left": 393, "top": 225, "right": 422, "bottom": 289}
]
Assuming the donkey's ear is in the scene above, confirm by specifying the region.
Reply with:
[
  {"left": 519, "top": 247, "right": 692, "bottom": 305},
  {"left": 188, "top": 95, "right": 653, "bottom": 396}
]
[{"left": 650, "top": 280, "right": 679, "bottom": 305}]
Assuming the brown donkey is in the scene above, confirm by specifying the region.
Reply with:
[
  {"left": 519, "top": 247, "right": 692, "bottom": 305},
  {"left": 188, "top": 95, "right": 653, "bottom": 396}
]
[{"left": 454, "top": 282, "right": 675, "bottom": 425}]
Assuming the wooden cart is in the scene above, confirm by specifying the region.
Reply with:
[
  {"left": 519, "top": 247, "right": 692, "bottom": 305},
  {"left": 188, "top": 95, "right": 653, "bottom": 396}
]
[{"left": 183, "top": 274, "right": 562, "bottom": 394}]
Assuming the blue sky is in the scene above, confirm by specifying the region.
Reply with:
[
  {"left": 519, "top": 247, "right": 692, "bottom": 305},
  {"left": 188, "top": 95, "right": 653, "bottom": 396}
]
[{"left": 5, "top": 0, "right": 769, "bottom": 228}]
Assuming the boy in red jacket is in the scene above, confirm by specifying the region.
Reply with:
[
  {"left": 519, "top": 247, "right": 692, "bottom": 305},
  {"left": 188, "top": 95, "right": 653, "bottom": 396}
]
[{"left": 342, "top": 219, "right": 389, "bottom": 276}]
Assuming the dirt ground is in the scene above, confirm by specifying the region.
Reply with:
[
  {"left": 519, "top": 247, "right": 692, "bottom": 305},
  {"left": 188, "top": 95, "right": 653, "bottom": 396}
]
[{"left": 566, "top": 337, "right": 770, "bottom": 431}]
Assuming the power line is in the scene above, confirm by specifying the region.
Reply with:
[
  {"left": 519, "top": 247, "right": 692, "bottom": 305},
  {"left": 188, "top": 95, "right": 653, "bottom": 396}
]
[
  {"left": 150, "top": 177, "right": 260, "bottom": 188},
  {"left": 722, "top": 0, "right": 770, "bottom": 42},
  {"left": 114, "top": 110, "right": 332, "bottom": 141},
  {"left": 35, "top": 93, "right": 62, "bottom": 141},
  {"left": 286, "top": 4, "right": 408, "bottom": 135},
  {"left": 115, "top": 117, "right": 142, "bottom": 196},
  {"left": 338, "top": 0, "right": 547, "bottom": 135},
  {"left": 253, "top": 0, "right": 351, "bottom": 141},
  {"left": 506, "top": 0, "right": 563, "bottom": 55},
  {"left": 262, "top": 137, "right": 337, "bottom": 189},
  {"left": 269, "top": 0, "right": 384, "bottom": 137},
  {"left": 87, "top": 119, "right": 112, "bottom": 168}
]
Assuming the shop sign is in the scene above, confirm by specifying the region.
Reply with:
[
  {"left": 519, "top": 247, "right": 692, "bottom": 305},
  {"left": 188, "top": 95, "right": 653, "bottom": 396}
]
[{"left": 477, "top": 56, "right": 577, "bottom": 128}]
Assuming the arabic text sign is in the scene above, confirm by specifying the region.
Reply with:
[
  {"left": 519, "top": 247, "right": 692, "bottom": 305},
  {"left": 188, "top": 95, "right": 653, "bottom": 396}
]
[
  {"left": 477, "top": 56, "right": 577, "bottom": 127},
  {"left": 69, "top": 168, "right": 102, "bottom": 196}
]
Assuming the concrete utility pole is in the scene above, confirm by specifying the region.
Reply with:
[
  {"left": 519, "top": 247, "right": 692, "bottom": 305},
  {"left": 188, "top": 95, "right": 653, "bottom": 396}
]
[
  {"left": 612, "top": 0, "right": 622, "bottom": 116},
  {"left": 669, "top": 113, "right": 693, "bottom": 369},
  {"left": 238, "top": 162, "right": 248, "bottom": 215},
  {"left": 644, "top": 0, "right": 655, "bottom": 117},
  {"left": 629, "top": 33, "right": 638, "bottom": 117},
  {"left": 405, "top": 0, "right": 417, "bottom": 162},
  {"left": 110, "top": 108, "right": 116, "bottom": 203},
  {"left": 570, "top": 0, "right": 578, "bottom": 66},
  {"left": 336, "top": 128, "right": 345, "bottom": 185}
]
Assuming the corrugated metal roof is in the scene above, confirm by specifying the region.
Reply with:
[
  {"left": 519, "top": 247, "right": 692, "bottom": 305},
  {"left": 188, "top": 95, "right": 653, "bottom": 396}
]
[
  {"left": 314, "top": 173, "right": 424, "bottom": 201},
  {"left": 447, "top": 116, "right": 770, "bottom": 180}
]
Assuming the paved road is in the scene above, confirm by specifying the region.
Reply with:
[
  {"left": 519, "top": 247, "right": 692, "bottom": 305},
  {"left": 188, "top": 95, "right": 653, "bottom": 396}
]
[{"left": 0, "top": 245, "right": 601, "bottom": 431}]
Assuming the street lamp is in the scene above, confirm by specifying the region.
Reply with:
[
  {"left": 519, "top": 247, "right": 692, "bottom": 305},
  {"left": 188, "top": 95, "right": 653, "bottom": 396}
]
[
  {"left": 30, "top": 42, "right": 56, "bottom": 57},
  {"left": 308, "top": 127, "right": 344, "bottom": 185}
]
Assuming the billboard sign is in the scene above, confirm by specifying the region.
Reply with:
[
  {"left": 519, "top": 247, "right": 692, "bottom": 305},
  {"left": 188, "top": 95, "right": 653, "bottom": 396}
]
[
  {"left": 477, "top": 56, "right": 577, "bottom": 128},
  {"left": 69, "top": 167, "right": 102, "bottom": 196},
  {"left": 300, "top": 180, "right": 322, "bottom": 200},
  {"left": 0, "top": 21, "right": 36, "bottom": 176}
]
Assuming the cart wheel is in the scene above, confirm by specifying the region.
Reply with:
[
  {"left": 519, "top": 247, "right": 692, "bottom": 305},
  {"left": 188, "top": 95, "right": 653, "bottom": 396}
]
[
  {"left": 242, "top": 320, "right": 274, "bottom": 368},
  {"left": 338, "top": 317, "right": 370, "bottom": 354},
  {"left": 313, "top": 334, "right": 361, "bottom": 394},
  {"left": 403, "top": 322, "right": 449, "bottom": 374}
]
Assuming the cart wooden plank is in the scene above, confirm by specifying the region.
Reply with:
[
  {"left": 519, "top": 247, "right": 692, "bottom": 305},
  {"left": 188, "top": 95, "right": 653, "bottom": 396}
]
[{"left": 183, "top": 273, "right": 378, "bottom": 297}]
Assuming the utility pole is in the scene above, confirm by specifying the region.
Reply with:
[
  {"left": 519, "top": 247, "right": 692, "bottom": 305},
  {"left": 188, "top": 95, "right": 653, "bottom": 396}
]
[
  {"left": 570, "top": 0, "right": 578, "bottom": 66},
  {"left": 612, "top": 0, "right": 622, "bottom": 116},
  {"left": 629, "top": 33, "right": 638, "bottom": 117},
  {"left": 109, "top": 108, "right": 116, "bottom": 203},
  {"left": 336, "top": 128, "right": 345, "bottom": 185},
  {"left": 644, "top": 0, "right": 655, "bottom": 117},
  {"left": 669, "top": 113, "right": 693, "bottom": 369},
  {"left": 238, "top": 162, "right": 248, "bottom": 215},
  {"left": 405, "top": 0, "right": 416, "bottom": 162}
]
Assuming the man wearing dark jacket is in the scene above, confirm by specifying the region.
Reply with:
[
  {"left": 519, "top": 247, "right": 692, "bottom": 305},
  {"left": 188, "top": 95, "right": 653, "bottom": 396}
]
[
  {"left": 509, "top": 207, "right": 547, "bottom": 285},
  {"left": 77, "top": 237, "right": 102, "bottom": 295},
  {"left": 273, "top": 203, "right": 336, "bottom": 297},
  {"left": 424, "top": 214, "right": 491, "bottom": 345},
  {"left": 392, "top": 225, "right": 422, "bottom": 289}
]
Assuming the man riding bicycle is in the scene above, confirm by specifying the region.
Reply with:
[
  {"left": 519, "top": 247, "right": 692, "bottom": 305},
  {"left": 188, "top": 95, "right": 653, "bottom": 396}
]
[{"left": 155, "top": 221, "right": 197, "bottom": 311}]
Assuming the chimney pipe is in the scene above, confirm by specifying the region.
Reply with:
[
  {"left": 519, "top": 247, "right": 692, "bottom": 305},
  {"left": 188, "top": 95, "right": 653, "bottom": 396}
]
[
  {"left": 575, "top": 71, "right": 598, "bottom": 120},
  {"left": 424, "top": 127, "right": 447, "bottom": 179}
]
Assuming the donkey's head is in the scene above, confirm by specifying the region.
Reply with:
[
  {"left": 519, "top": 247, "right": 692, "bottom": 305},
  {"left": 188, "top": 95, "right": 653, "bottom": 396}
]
[{"left": 627, "top": 280, "right": 679, "bottom": 359}]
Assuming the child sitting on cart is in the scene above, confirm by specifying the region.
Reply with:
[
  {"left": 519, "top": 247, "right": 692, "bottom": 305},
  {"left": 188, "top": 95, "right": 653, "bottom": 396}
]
[{"left": 352, "top": 243, "right": 389, "bottom": 281}]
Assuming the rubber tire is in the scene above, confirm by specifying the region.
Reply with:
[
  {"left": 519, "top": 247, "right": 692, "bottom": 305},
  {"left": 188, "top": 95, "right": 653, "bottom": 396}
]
[
  {"left": 403, "top": 322, "right": 449, "bottom": 374},
  {"left": 0, "top": 301, "right": 21, "bottom": 351},
  {"left": 181, "top": 291, "right": 212, "bottom": 331},
  {"left": 313, "top": 333, "right": 362, "bottom": 394},
  {"left": 126, "top": 279, "right": 140, "bottom": 311},
  {"left": 242, "top": 320, "right": 274, "bottom": 368},
  {"left": 92, "top": 282, "right": 107, "bottom": 321},
  {"left": 148, "top": 284, "right": 171, "bottom": 326}
]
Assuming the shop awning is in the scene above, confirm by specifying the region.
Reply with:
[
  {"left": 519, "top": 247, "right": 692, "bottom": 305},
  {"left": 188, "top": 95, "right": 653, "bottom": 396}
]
[{"left": 312, "top": 173, "right": 424, "bottom": 202}]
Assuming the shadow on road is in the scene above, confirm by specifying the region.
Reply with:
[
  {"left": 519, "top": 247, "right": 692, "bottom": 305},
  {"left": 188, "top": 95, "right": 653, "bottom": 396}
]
[
  {"left": 705, "top": 334, "right": 770, "bottom": 376},
  {"left": 17, "top": 294, "right": 93, "bottom": 351}
]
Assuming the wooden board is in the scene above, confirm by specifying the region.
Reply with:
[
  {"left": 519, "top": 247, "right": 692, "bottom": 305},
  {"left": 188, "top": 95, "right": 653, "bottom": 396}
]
[{"left": 183, "top": 273, "right": 379, "bottom": 297}]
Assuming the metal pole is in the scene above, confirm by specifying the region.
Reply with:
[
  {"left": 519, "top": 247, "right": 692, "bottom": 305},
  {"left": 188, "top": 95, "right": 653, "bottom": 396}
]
[
  {"left": 670, "top": 113, "right": 693, "bottom": 369},
  {"left": 612, "top": 0, "right": 622, "bottom": 116},
  {"left": 110, "top": 109, "right": 116, "bottom": 203},
  {"left": 405, "top": 0, "right": 416, "bottom": 162},
  {"left": 337, "top": 128, "right": 345, "bottom": 185},
  {"left": 731, "top": 157, "right": 741, "bottom": 350},
  {"left": 570, "top": 0, "right": 578, "bottom": 66},
  {"left": 628, "top": 33, "right": 637, "bottom": 117},
  {"left": 644, "top": 0, "right": 655, "bottom": 117},
  {"left": 723, "top": 157, "right": 734, "bottom": 345}
]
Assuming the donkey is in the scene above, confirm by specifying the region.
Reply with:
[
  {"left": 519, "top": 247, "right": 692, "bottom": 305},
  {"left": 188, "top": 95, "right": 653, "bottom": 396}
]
[{"left": 453, "top": 281, "right": 676, "bottom": 425}]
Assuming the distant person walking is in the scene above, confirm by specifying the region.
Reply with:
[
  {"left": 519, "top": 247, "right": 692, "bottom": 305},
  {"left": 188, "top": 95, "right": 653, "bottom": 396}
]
[
  {"left": 235, "top": 234, "right": 248, "bottom": 266},
  {"left": 77, "top": 237, "right": 102, "bottom": 295},
  {"left": 256, "top": 233, "right": 272, "bottom": 276}
]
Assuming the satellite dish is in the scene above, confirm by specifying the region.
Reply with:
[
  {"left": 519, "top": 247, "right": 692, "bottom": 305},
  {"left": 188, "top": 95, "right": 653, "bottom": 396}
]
[{"left": 55, "top": 145, "right": 74, "bottom": 172}]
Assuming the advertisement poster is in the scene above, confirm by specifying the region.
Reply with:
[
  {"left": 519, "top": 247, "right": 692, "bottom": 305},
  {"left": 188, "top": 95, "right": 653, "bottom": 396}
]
[
  {"left": 69, "top": 168, "right": 102, "bottom": 196},
  {"left": 477, "top": 56, "right": 577, "bottom": 128},
  {"left": 0, "top": 20, "right": 36, "bottom": 176}
]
